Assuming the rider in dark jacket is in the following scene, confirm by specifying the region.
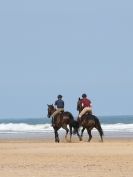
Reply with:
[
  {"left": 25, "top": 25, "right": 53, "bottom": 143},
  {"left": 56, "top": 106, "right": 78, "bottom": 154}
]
[{"left": 51, "top": 95, "right": 64, "bottom": 118}]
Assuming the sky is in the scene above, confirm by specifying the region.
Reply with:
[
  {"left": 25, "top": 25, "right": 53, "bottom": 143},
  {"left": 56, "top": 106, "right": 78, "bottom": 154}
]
[{"left": 0, "top": 0, "right": 133, "bottom": 118}]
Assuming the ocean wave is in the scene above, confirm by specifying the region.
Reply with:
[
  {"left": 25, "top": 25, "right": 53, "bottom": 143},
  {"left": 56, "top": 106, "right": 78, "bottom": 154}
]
[
  {"left": 0, "top": 123, "right": 133, "bottom": 133},
  {"left": 102, "top": 123, "right": 133, "bottom": 132},
  {"left": 0, "top": 123, "right": 53, "bottom": 133}
]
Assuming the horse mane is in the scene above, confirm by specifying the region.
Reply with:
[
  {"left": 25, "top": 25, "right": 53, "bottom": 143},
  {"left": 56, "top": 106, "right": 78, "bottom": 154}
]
[{"left": 77, "top": 97, "right": 83, "bottom": 112}]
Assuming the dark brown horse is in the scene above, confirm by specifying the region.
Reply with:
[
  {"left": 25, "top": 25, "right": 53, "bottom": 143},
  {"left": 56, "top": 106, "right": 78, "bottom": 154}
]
[
  {"left": 47, "top": 104, "right": 81, "bottom": 143},
  {"left": 77, "top": 98, "right": 104, "bottom": 142}
]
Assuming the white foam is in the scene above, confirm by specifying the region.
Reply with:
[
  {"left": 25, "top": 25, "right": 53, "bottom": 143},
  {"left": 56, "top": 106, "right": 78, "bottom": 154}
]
[
  {"left": 102, "top": 123, "right": 133, "bottom": 132},
  {"left": 0, "top": 123, "right": 133, "bottom": 133},
  {"left": 0, "top": 123, "right": 53, "bottom": 133}
]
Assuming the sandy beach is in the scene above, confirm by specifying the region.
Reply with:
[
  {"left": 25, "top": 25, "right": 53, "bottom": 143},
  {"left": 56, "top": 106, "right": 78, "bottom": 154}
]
[{"left": 0, "top": 138, "right": 133, "bottom": 177}]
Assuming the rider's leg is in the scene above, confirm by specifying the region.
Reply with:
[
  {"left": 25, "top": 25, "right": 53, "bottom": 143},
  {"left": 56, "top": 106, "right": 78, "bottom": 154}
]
[{"left": 79, "top": 107, "right": 92, "bottom": 118}]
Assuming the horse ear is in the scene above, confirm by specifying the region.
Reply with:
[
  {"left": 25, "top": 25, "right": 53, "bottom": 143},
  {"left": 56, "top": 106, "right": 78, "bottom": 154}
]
[
  {"left": 47, "top": 104, "right": 49, "bottom": 107},
  {"left": 78, "top": 97, "right": 81, "bottom": 100}
]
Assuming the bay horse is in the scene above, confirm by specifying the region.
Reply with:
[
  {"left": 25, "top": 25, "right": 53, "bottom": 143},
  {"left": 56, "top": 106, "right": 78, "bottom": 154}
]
[
  {"left": 77, "top": 98, "right": 104, "bottom": 142},
  {"left": 47, "top": 104, "right": 81, "bottom": 143}
]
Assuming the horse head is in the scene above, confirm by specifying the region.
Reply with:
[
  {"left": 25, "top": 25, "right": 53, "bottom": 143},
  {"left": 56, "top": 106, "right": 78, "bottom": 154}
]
[
  {"left": 47, "top": 104, "right": 55, "bottom": 118},
  {"left": 77, "top": 97, "right": 83, "bottom": 113}
]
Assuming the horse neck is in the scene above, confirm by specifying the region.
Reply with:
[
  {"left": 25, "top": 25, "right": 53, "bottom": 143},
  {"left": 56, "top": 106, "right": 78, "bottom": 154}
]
[
  {"left": 78, "top": 107, "right": 83, "bottom": 113},
  {"left": 77, "top": 101, "right": 83, "bottom": 113},
  {"left": 51, "top": 108, "right": 56, "bottom": 114}
]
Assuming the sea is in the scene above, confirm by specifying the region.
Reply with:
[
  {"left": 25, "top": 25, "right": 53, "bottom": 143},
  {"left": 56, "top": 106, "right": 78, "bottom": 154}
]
[{"left": 0, "top": 115, "right": 133, "bottom": 140}]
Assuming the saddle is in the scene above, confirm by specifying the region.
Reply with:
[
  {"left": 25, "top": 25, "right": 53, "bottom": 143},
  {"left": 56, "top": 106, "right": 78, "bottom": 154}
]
[
  {"left": 79, "top": 112, "right": 92, "bottom": 123},
  {"left": 85, "top": 110, "right": 92, "bottom": 115}
]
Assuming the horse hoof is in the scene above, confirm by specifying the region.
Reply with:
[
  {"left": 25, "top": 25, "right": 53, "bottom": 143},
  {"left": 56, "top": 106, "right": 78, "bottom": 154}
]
[
  {"left": 55, "top": 139, "right": 60, "bottom": 143},
  {"left": 79, "top": 138, "right": 82, "bottom": 141},
  {"left": 79, "top": 136, "right": 82, "bottom": 141},
  {"left": 55, "top": 140, "right": 59, "bottom": 143}
]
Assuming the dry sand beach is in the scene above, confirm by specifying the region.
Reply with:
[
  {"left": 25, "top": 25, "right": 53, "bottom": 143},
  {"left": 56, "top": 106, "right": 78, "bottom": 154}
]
[{"left": 0, "top": 138, "right": 133, "bottom": 177}]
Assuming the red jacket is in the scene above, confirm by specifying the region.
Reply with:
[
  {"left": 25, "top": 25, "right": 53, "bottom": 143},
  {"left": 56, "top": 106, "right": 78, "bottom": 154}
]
[{"left": 81, "top": 98, "right": 91, "bottom": 108}]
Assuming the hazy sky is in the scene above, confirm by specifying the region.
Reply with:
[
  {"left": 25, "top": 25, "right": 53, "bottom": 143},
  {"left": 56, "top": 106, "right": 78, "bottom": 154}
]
[{"left": 0, "top": 0, "right": 133, "bottom": 118}]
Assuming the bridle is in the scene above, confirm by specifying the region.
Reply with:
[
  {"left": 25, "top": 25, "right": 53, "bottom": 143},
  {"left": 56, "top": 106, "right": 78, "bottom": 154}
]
[
  {"left": 77, "top": 98, "right": 83, "bottom": 113},
  {"left": 47, "top": 105, "right": 56, "bottom": 118}
]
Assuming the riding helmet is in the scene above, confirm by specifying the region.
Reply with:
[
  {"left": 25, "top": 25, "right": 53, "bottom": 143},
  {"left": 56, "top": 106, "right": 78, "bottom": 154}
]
[
  {"left": 57, "top": 95, "right": 62, "bottom": 99},
  {"left": 82, "top": 93, "right": 87, "bottom": 98}
]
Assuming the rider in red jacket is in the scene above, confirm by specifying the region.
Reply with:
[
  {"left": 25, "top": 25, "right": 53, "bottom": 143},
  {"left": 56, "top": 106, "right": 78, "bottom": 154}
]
[{"left": 79, "top": 93, "right": 92, "bottom": 118}]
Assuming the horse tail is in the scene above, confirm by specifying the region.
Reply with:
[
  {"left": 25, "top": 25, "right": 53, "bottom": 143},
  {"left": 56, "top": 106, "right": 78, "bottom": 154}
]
[
  {"left": 68, "top": 112, "right": 74, "bottom": 120},
  {"left": 94, "top": 117, "right": 104, "bottom": 136},
  {"left": 63, "top": 112, "right": 80, "bottom": 134},
  {"left": 71, "top": 120, "right": 80, "bottom": 134}
]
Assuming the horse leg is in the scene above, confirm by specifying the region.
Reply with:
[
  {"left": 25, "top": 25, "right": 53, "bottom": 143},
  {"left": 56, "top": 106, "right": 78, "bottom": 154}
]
[
  {"left": 76, "top": 129, "right": 82, "bottom": 141},
  {"left": 87, "top": 129, "right": 92, "bottom": 142},
  {"left": 69, "top": 125, "right": 82, "bottom": 142},
  {"left": 72, "top": 125, "right": 82, "bottom": 141},
  {"left": 81, "top": 127, "right": 85, "bottom": 140},
  {"left": 62, "top": 124, "right": 69, "bottom": 141},
  {"left": 54, "top": 128, "right": 60, "bottom": 143},
  {"left": 69, "top": 125, "right": 72, "bottom": 142}
]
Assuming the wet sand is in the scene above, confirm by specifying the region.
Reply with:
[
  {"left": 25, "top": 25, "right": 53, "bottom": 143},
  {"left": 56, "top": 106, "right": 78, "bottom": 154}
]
[{"left": 0, "top": 138, "right": 133, "bottom": 177}]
